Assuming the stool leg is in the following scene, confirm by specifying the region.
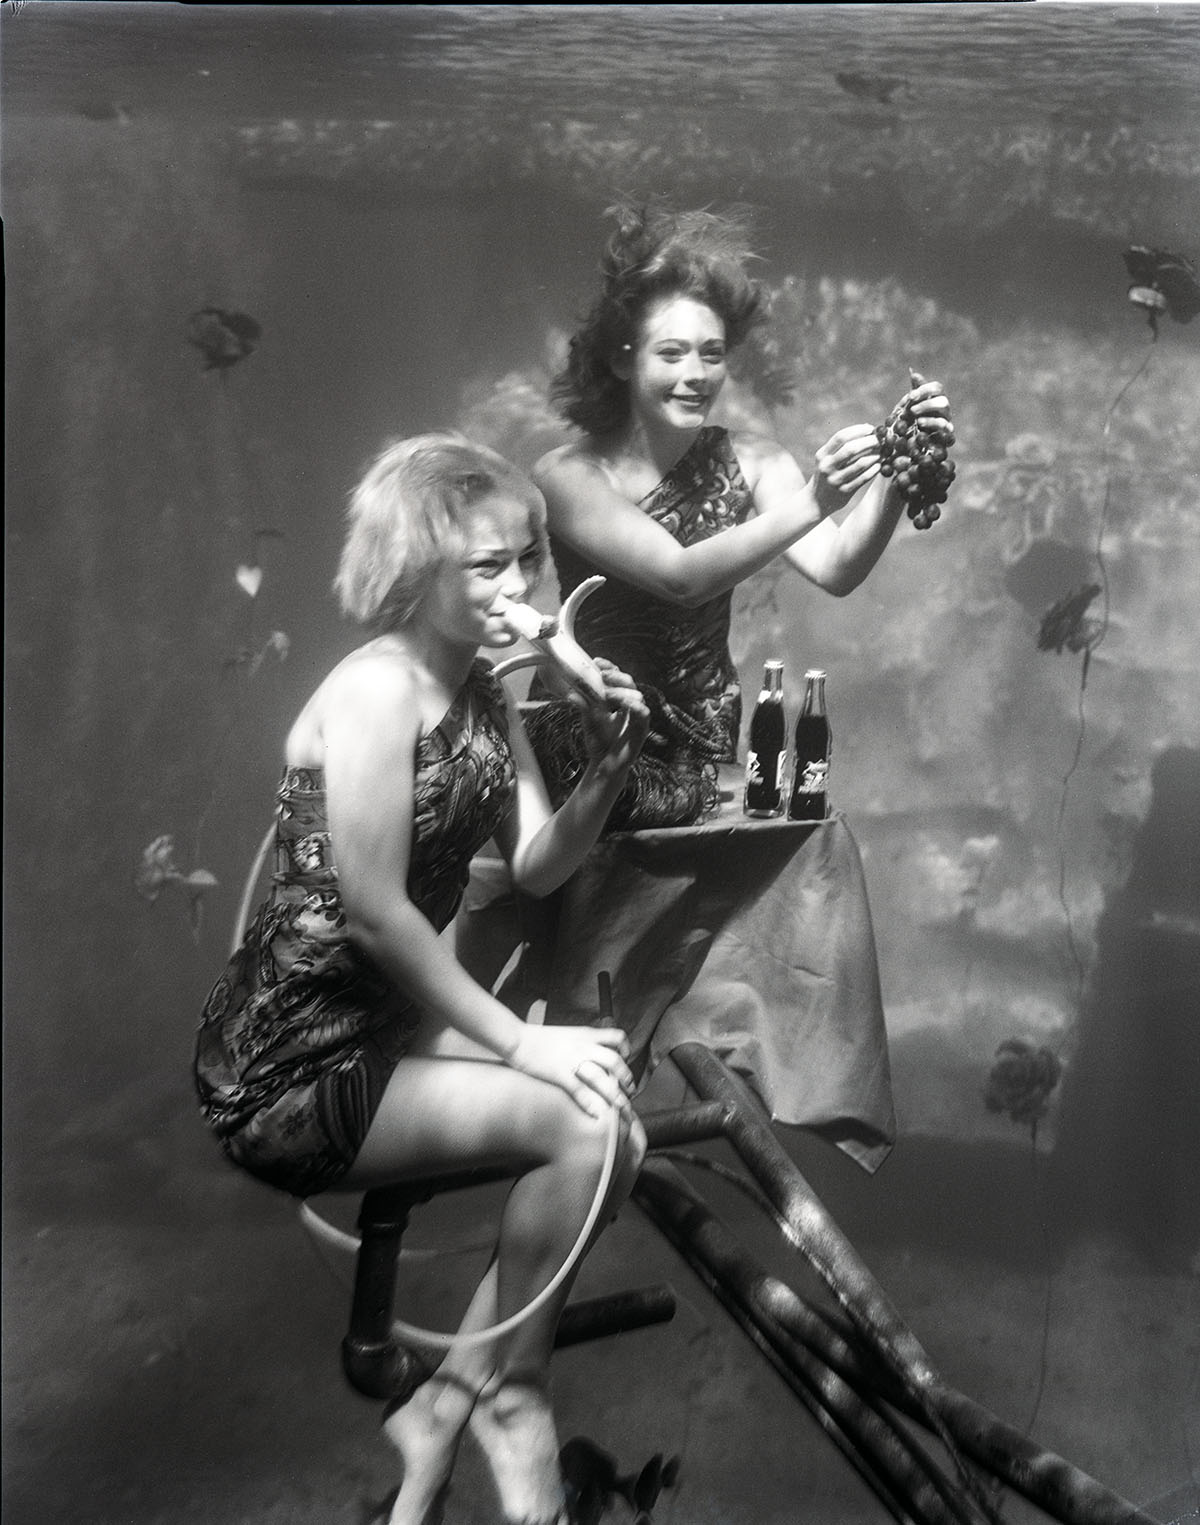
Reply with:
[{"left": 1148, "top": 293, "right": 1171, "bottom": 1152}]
[{"left": 342, "top": 1186, "right": 434, "bottom": 1403}]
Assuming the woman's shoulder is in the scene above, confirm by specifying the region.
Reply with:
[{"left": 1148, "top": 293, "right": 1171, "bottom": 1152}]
[
  {"left": 286, "top": 640, "right": 420, "bottom": 767},
  {"left": 317, "top": 639, "right": 424, "bottom": 729},
  {"left": 533, "top": 438, "right": 636, "bottom": 519},
  {"left": 331, "top": 636, "right": 418, "bottom": 690}
]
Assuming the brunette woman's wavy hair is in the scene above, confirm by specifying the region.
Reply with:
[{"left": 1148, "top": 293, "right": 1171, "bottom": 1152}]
[{"left": 551, "top": 202, "right": 768, "bottom": 438}]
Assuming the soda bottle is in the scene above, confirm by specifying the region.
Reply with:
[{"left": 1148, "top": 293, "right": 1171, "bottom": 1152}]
[
  {"left": 787, "top": 669, "right": 831, "bottom": 821},
  {"left": 743, "top": 660, "right": 787, "bottom": 817}
]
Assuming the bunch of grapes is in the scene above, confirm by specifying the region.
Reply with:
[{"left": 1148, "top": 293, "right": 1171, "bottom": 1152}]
[{"left": 875, "top": 369, "right": 956, "bottom": 530}]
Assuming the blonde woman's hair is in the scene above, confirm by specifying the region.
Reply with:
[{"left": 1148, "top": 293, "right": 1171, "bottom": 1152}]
[{"left": 334, "top": 432, "right": 547, "bottom": 630}]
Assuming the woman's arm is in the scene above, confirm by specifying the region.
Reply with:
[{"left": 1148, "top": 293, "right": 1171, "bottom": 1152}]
[
  {"left": 776, "top": 471, "right": 908, "bottom": 596},
  {"left": 750, "top": 378, "right": 956, "bottom": 597},
  {"left": 534, "top": 434, "right": 873, "bottom": 609},
  {"left": 492, "top": 661, "right": 649, "bottom": 898}
]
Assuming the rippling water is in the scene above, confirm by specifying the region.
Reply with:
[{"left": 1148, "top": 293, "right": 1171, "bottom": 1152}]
[{"left": 5, "top": 1, "right": 1199, "bottom": 146}]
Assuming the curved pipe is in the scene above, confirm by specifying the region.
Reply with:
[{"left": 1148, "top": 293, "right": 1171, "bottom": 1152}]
[{"left": 230, "top": 820, "right": 275, "bottom": 957}]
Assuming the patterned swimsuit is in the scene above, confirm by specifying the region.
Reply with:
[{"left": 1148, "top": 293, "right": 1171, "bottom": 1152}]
[
  {"left": 194, "top": 660, "right": 516, "bottom": 1198},
  {"left": 527, "top": 426, "right": 755, "bottom": 828}
]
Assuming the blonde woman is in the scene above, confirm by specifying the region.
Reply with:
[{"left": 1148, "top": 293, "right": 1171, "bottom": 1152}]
[{"left": 195, "top": 433, "right": 648, "bottom": 1525}]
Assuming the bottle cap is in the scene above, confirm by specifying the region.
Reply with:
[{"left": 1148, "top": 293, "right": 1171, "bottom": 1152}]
[
  {"left": 804, "top": 669, "right": 826, "bottom": 679},
  {"left": 765, "top": 658, "right": 784, "bottom": 671}
]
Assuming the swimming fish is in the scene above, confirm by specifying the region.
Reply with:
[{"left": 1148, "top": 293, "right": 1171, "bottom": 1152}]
[
  {"left": 1123, "top": 246, "right": 1200, "bottom": 334},
  {"left": 77, "top": 100, "right": 131, "bottom": 124},
  {"left": 223, "top": 629, "right": 290, "bottom": 679},
  {"left": 1036, "top": 582, "right": 1103, "bottom": 655},
  {"left": 135, "top": 834, "right": 218, "bottom": 899},
  {"left": 134, "top": 834, "right": 218, "bottom": 942},
  {"left": 186, "top": 306, "right": 262, "bottom": 371},
  {"left": 984, "top": 1038, "right": 1062, "bottom": 1135},
  {"left": 834, "top": 70, "right": 909, "bottom": 105}
]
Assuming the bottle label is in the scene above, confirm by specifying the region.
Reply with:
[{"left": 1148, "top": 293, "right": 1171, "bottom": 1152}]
[
  {"left": 744, "top": 749, "right": 785, "bottom": 815},
  {"left": 746, "top": 750, "right": 786, "bottom": 789},
  {"left": 794, "top": 759, "right": 828, "bottom": 794}
]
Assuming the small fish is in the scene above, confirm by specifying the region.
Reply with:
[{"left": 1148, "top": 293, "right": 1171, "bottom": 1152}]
[
  {"left": 1036, "top": 582, "right": 1102, "bottom": 655},
  {"left": 1123, "top": 245, "right": 1200, "bottom": 334},
  {"left": 235, "top": 563, "right": 263, "bottom": 598},
  {"left": 225, "top": 630, "right": 290, "bottom": 679},
  {"left": 984, "top": 1038, "right": 1062, "bottom": 1133},
  {"left": 77, "top": 100, "right": 131, "bottom": 124},
  {"left": 134, "top": 835, "right": 218, "bottom": 942},
  {"left": 134, "top": 834, "right": 182, "bottom": 902},
  {"left": 834, "top": 70, "right": 909, "bottom": 105},
  {"left": 186, "top": 306, "right": 262, "bottom": 371}
]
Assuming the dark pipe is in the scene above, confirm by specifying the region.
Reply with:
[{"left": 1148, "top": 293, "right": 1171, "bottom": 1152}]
[
  {"left": 641, "top": 1057, "right": 1159, "bottom": 1525},
  {"left": 554, "top": 1285, "right": 678, "bottom": 1349},
  {"left": 636, "top": 1162, "right": 988, "bottom": 1525},
  {"left": 641, "top": 1101, "right": 734, "bottom": 1150},
  {"left": 666, "top": 1043, "right": 992, "bottom": 1514},
  {"left": 804, "top": 1306, "right": 1158, "bottom": 1525}
]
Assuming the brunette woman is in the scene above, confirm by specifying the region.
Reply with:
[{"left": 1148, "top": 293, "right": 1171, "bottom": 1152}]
[{"left": 527, "top": 204, "right": 953, "bottom": 827}]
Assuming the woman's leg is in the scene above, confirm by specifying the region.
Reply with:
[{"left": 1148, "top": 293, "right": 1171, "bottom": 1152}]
[
  {"left": 468, "top": 1098, "right": 644, "bottom": 1525},
  {"left": 342, "top": 1049, "right": 644, "bottom": 1525}
]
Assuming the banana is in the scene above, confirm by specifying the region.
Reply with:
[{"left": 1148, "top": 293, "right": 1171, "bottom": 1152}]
[{"left": 492, "top": 575, "right": 609, "bottom": 704}]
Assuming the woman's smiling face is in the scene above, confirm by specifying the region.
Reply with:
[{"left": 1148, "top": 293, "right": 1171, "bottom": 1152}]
[{"left": 621, "top": 294, "right": 728, "bottom": 437}]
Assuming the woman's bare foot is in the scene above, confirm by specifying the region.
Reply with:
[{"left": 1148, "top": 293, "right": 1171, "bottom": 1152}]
[
  {"left": 381, "top": 1373, "right": 478, "bottom": 1525},
  {"left": 469, "top": 1376, "right": 568, "bottom": 1525}
]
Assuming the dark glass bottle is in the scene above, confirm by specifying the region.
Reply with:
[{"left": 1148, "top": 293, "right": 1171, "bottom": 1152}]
[
  {"left": 743, "top": 660, "right": 786, "bottom": 817},
  {"left": 787, "top": 669, "right": 831, "bottom": 821}
]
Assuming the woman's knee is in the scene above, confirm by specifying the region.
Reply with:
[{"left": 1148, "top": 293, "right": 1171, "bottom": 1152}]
[
  {"left": 540, "top": 1095, "right": 621, "bottom": 1168},
  {"left": 575, "top": 1103, "right": 645, "bottom": 1188},
  {"left": 525, "top": 1093, "right": 645, "bottom": 1201}
]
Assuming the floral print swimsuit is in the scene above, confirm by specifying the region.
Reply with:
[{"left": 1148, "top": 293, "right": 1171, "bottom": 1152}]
[
  {"left": 548, "top": 426, "right": 755, "bottom": 763},
  {"left": 194, "top": 660, "right": 515, "bottom": 1198}
]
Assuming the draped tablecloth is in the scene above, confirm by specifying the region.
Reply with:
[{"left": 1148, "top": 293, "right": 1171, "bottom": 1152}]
[{"left": 457, "top": 767, "right": 895, "bottom": 1173}]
